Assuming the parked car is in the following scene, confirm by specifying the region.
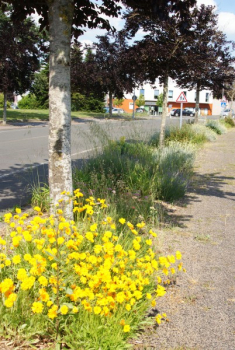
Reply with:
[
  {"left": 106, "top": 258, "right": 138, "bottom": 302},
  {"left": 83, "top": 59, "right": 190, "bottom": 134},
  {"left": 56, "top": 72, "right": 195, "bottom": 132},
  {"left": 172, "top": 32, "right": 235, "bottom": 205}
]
[
  {"left": 135, "top": 108, "right": 145, "bottom": 113},
  {"left": 171, "top": 108, "right": 195, "bottom": 117},
  {"left": 220, "top": 109, "right": 235, "bottom": 118},
  {"left": 112, "top": 108, "right": 124, "bottom": 114},
  {"left": 170, "top": 108, "right": 178, "bottom": 116}
]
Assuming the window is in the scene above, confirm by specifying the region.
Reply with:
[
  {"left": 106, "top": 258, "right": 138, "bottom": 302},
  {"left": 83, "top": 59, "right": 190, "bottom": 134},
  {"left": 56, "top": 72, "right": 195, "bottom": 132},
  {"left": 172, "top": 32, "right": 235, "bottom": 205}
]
[
  {"left": 139, "top": 89, "right": 145, "bottom": 97},
  {"left": 205, "top": 93, "right": 209, "bottom": 102},
  {"left": 154, "top": 89, "right": 159, "bottom": 99},
  {"left": 168, "top": 90, "right": 173, "bottom": 99},
  {"left": 129, "top": 102, "right": 134, "bottom": 110}
]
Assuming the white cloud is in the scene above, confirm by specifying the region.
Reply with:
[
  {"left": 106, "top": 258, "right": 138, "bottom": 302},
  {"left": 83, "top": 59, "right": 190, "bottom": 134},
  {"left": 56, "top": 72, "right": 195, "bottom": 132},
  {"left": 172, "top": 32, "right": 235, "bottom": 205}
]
[{"left": 218, "top": 12, "right": 235, "bottom": 36}]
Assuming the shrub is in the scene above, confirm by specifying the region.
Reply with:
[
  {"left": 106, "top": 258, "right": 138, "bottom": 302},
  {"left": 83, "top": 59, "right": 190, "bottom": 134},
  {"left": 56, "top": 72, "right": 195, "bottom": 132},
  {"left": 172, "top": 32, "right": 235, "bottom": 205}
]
[
  {"left": 190, "top": 124, "right": 217, "bottom": 142},
  {"left": 0, "top": 193, "right": 183, "bottom": 348},
  {"left": 18, "top": 94, "right": 38, "bottom": 109},
  {"left": 206, "top": 120, "right": 227, "bottom": 135},
  {"left": 71, "top": 93, "right": 105, "bottom": 112},
  {"left": 223, "top": 116, "right": 235, "bottom": 128},
  {"left": 153, "top": 142, "right": 195, "bottom": 201}
]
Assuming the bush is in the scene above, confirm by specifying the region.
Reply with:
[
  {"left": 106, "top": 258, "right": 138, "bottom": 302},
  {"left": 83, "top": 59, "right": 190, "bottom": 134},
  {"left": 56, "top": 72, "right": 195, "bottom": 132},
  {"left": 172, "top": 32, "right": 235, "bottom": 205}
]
[
  {"left": 223, "top": 116, "right": 235, "bottom": 128},
  {"left": 190, "top": 124, "right": 217, "bottom": 142},
  {"left": 206, "top": 120, "right": 227, "bottom": 135},
  {"left": 0, "top": 193, "right": 183, "bottom": 348},
  {"left": 153, "top": 142, "right": 195, "bottom": 201},
  {"left": 18, "top": 94, "right": 38, "bottom": 109},
  {"left": 71, "top": 93, "right": 105, "bottom": 112}
]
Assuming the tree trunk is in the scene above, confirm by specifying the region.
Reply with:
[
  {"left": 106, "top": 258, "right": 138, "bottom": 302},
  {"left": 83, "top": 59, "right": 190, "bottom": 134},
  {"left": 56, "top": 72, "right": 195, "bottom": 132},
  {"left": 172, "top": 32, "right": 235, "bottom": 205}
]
[
  {"left": 3, "top": 92, "right": 7, "bottom": 125},
  {"left": 109, "top": 91, "right": 113, "bottom": 118},
  {"left": 195, "top": 84, "right": 200, "bottom": 123},
  {"left": 159, "top": 74, "right": 168, "bottom": 148},
  {"left": 48, "top": 0, "right": 74, "bottom": 218}
]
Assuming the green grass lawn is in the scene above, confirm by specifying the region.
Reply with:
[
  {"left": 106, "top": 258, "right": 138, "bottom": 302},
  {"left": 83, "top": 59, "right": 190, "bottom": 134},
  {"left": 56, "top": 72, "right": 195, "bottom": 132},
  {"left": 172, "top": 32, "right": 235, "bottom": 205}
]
[
  {"left": 0, "top": 108, "right": 142, "bottom": 122},
  {"left": 0, "top": 108, "right": 150, "bottom": 122}
]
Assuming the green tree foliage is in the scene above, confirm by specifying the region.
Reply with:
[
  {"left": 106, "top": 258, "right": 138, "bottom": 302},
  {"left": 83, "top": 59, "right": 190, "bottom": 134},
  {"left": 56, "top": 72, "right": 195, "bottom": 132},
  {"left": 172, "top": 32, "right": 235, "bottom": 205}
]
[
  {"left": 135, "top": 94, "right": 145, "bottom": 108},
  {"left": 18, "top": 94, "right": 38, "bottom": 109},
  {"left": 31, "top": 64, "right": 49, "bottom": 109},
  {"left": 113, "top": 97, "right": 124, "bottom": 107},
  {"left": 156, "top": 93, "right": 163, "bottom": 107},
  {"left": 0, "top": 8, "right": 43, "bottom": 123}
]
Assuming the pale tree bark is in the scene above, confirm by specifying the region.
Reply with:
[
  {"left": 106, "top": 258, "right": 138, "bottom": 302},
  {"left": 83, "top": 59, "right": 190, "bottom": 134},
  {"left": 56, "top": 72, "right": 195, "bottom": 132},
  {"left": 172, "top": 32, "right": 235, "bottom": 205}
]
[
  {"left": 109, "top": 91, "right": 113, "bottom": 118},
  {"left": 48, "top": 0, "right": 74, "bottom": 218},
  {"left": 3, "top": 92, "right": 7, "bottom": 125},
  {"left": 159, "top": 74, "right": 168, "bottom": 148},
  {"left": 195, "top": 83, "right": 200, "bottom": 123}
]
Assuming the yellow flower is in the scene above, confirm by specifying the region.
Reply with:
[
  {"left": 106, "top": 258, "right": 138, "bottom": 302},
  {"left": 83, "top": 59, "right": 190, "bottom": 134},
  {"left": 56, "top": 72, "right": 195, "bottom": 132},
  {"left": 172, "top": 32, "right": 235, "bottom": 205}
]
[
  {"left": 38, "top": 276, "right": 48, "bottom": 287},
  {"left": 12, "top": 255, "right": 21, "bottom": 264},
  {"left": 123, "top": 325, "right": 130, "bottom": 332},
  {"left": 34, "top": 206, "right": 41, "bottom": 212},
  {"left": 145, "top": 239, "right": 152, "bottom": 246},
  {"left": 24, "top": 254, "right": 32, "bottom": 261},
  {"left": 85, "top": 232, "right": 94, "bottom": 243},
  {"left": 0, "top": 278, "right": 14, "bottom": 293},
  {"left": 94, "top": 306, "right": 101, "bottom": 314},
  {"left": 156, "top": 314, "right": 162, "bottom": 324},
  {"left": 21, "top": 276, "right": 35, "bottom": 291},
  {"left": 72, "top": 306, "right": 78, "bottom": 313},
  {"left": 17, "top": 268, "right": 28, "bottom": 281},
  {"left": 4, "top": 293, "right": 17, "bottom": 308},
  {"left": 151, "top": 300, "right": 156, "bottom": 307},
  {"left": 5, "top": 260, "right": 11, "bottom": 267},
  {"left": 60, "top": 305, "right": 69, "bottom": 315},
  {"left": 48, "top": 305, "right": 58, "bottom": 319},
  {"left": 156, "top": 285, "right": 166, "bottom": 297},
  {"left": 39, "top": 288, "right": 50, "bottom": 302},
  {"left": 125, "top": 304, "right": 131, "bottom": 311},
  {"left": 176, "top": 251, "right": 182, "bottom": 260},
  {"left": 32, "top": 301, "right": 43, "bottom": 314},
  {"left": 94, "top": 245, "right": 102, "bottom": 254},
  {"left": 15, "top": 208, "right": 21, "bottom": 214}
]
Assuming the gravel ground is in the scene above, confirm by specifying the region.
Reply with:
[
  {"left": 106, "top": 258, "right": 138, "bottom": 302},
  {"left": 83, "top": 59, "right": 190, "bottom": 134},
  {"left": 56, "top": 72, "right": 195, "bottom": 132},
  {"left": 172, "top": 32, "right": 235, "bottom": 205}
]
[{"left": 132, "top": 129, "right": 235, "bottom": 350}]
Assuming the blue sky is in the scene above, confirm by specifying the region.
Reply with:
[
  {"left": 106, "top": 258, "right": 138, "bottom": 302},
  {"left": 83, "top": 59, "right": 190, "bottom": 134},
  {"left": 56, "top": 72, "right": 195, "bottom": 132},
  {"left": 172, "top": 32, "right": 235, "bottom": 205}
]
[{"left": 79, "top": 0, "right": 235, "bottom": 45}]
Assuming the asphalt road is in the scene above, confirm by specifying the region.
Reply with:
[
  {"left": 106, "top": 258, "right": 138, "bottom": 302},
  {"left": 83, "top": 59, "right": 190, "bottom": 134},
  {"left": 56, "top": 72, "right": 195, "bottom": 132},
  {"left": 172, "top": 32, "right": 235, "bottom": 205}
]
[{"left": 0, "top": 115, "right": 214, "bottom": 212}]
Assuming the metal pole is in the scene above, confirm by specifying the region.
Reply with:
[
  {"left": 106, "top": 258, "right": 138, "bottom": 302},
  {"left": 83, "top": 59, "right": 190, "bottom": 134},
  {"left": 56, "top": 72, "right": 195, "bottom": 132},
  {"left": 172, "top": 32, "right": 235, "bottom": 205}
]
[
  {"left": 132, "top": 89, "right": 135, "bottom": 119},
  {"left": 180, "top": 102, "right": 183, "bottom": 128}
]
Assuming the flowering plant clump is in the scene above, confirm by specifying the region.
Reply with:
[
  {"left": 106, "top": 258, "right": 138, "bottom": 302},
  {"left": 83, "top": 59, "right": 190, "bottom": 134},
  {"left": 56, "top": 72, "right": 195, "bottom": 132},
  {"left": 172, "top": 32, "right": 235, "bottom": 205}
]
[{"left": 0, "top": 190, "right": 183, "bottom": 348}]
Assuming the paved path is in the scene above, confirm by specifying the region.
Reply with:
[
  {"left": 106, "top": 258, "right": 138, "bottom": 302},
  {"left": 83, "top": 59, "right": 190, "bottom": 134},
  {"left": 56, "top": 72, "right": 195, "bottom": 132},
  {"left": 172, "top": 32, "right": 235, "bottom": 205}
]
[{"left": 133, "top": 129, "right": 235, "bottom": 350}]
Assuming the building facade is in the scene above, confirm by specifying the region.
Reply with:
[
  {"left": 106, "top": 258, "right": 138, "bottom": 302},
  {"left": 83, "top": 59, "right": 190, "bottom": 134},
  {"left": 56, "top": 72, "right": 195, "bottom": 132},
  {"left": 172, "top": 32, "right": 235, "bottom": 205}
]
[{"left": 116, "top": 78, "right": 213, "bottom": 115}]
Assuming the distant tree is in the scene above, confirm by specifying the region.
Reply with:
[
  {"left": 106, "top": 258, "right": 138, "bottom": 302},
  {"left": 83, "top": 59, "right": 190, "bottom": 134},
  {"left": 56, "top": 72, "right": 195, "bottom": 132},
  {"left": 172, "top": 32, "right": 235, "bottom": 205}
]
[
  {"left": 113, "top": 97, "right": 124, "bottom": 107},
  {"left": 0, "top": 9, "right": 41, "bottom": 124},
  {"left": 124, "top": 7, "right": 195, "bottom": 147},
  {"left": 175, "top": 5, "right": 235, "bottom": 122},
  {"left": 135, "top": 94, "right": 145, "bottom": 108},
  {"left": 31, "top": 63, "right": 49, "bottom": 109},
  {"left": 156, "top": 93, "right": 163, "bottom": 107},
  {"left": 92, "top": 32, "right": 134, "bottom": 117}
]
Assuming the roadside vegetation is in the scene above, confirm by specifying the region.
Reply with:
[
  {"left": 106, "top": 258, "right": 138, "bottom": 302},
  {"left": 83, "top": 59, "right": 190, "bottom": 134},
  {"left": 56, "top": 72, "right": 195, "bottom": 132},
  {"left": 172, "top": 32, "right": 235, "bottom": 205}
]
[
  {"left": 0, "top": 118, "right": 234, "bottom": 349},
  {"left": 0, "top": 108, "right": 139, "bottom": 122}
]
